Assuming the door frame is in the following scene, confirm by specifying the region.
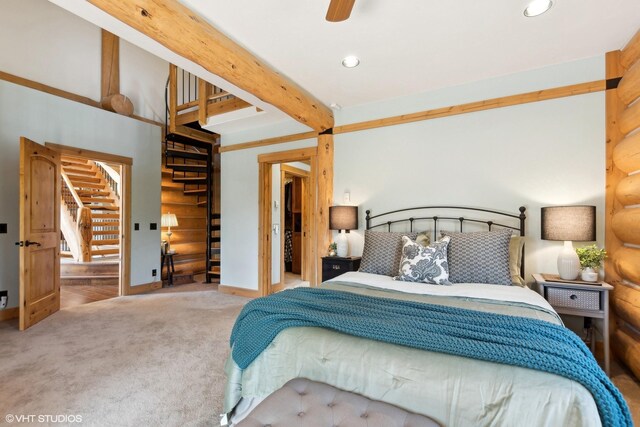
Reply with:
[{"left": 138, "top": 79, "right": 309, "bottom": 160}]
[
  {"left": 258, "top": 147, "right": 317, "bottom": 297},
  {"left": 45, "top": 143, "right": 133, "bottom": 296},
  {"left": 272, "top": 164, "right": 310, "bottom": 293}
]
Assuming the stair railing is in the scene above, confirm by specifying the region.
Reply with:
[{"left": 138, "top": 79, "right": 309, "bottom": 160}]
[
  {"left": 95, "top": 161, "right": 120, "bottom": 200},
  {"left": 60, "top": 170, "right": 93, "bottom": 262}
]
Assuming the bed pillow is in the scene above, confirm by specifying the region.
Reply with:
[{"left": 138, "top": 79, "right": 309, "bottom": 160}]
[
  {"left": 441, "top": 229, "right": 513, "bottom": 285},
  {"left": 359, "top": 230, "right": 418, "bottom": 276},
  {"left": 394, "top": 236, "right": 451, "bottom": 285},
  {"left": 415, "top": 231, "right": 431, "bottom": 247},
  {"left": 510, "top": 236, "right": 525, "bottom": 287}
]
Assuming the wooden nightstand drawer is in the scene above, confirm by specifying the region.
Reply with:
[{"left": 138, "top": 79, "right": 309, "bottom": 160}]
[{"left": 546, "top": 287, "right": 600, "bottom": 311}]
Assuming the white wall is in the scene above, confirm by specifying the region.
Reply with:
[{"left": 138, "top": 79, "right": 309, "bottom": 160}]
[
  {"left": 0, "top": 0, "right": 168, "bottom": 123},
  {"left": 0, "top": 80, "right": 162, "bottom": 309},
  {"left": 220, "top": 56, "right": 605, "bottom": 290},
  {"left": 221, "top": 121, "right": 317, "bottom": 289}
]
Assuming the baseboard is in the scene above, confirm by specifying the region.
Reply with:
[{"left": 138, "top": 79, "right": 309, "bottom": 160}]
[
  {"left": 0, "top": 307, "right": 19, "bottom": 321},
  {"left": 125, "top": 281, "right": 162, "bottom": 296},
  {"left": 218, "top": 284, "right": 260, "bottom": 298}
]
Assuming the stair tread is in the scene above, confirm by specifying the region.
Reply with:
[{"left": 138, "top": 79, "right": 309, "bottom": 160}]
[
  {"left": 93, "top": 248, "right": 119, "bottom": 255},
  {"left": 167, "top": 163, "right": 207, "bottom": 168},
  {"left": 89, "top": 205, "right": 119, "bottom": 211},
  {"left": 93, "top": 230, "right": 120, "bottom": 235},
  {"left": 63, "top": 168, "right": 97, "bottom": 176},
  {"left": 173, "top": 177, "right": 207, "bottom": 182},
  {"left": 184, "top": 189, "right": 207, "bottom": 195},
  {"left": 72, "top": 183, "right": 104, "bottom": 189},
  {"left": 92, "top": 239, "right": 119, "bottom": 245},
  {"left": 81, "top": 198, "right": 115, "bottom": 203},
  {"left": 68, "top": 175, "right": 102, "bottom": 183}
]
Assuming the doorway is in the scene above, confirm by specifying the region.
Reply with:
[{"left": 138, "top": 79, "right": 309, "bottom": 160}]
[
  {"left": 46, "top": 143, "right": 132, "bottom": 307},
  {"left": 272, "top": 163, "right": 311, "bottom": 293},
  {"left": 258, "top": 147, "right": 317, "bottom": 297}
]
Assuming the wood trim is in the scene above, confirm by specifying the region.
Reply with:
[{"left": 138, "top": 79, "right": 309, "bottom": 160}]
[
  {"left": 280, "top": 164, "right": 310, "bottom": 177},
  {"left": 46, "top": 143, "right": 132, "bottom": 299},
  {"left": 176, "top": 98, "right": 251, "bottom": 126},
  {"left": 173, "top": 125, "right": 218, "bottom": 145},
  {"left": 218, "top": 284, "right": 260, "bottom": 298},
  {"left": 220, "top": 80, "right": 606, "bottom": 153},
  {"left": 257, "top": 147, "right": 318, "bottom": 165},
  {"left": 316, "top": 134, "right": 333, "bottom": 285},
  {"left": 0, "top": 307, "right": 19, "bottom": 322},
  {"left": 125, "top": 280, "right": 162, "bottom": 295},
  {"left": 0, "top": 70, "right": 163, "bottom": 127},
  {"left": 87, "top": 0, "right": 334, "bottom": 132},
  {"left": 121, "top": 164, "right": 132, "bottom": 296},
  {"left": 258, "top": 148, "right": 318, "bottom": 296},
  {"left": 45, "top": 143, "right": 133, "bottom": 165},
  {"left": 219, "top": 131, "right": 318, "bottom": 153},
  {"left": 198, "top": 78, "right": 208, "bottom": 126},
  {"left": 333, "top": 80, "right": 605, "bottom": 135}
]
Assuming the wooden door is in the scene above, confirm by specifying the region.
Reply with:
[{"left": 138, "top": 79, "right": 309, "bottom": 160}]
[{"left": 19, "top": 137, "right": 61, "bottom": 330}]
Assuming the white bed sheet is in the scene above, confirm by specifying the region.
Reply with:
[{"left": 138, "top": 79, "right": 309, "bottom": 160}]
[{"left": 327, "top": 270, "right": 556, "bottom": 314}]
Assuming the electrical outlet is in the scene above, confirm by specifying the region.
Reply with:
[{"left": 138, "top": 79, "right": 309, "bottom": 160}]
[
  {"left": 134, "top": 223, "right": 140, "bottom": 231},
  {"left": 0, "top": 223, "right": 7, "bottom": 234},
  {"left": 152, "top": 269, "right": 157, "bottom": 277},
  {"left": 150, "top": 223, "right": 157, "bottom": 230},
  {"left": 0, "top": 290, "right": 7, "bottom": 310}
]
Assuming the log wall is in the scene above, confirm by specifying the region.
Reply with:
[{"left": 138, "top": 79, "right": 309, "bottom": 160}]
[{"left": 606, "top": 29, "right": 640, "bottom": 379}]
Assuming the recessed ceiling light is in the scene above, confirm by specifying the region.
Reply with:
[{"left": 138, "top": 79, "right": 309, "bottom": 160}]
[
  {"left": 330, "top": 103, "right": 342, "bottom": 110},
  {"left": 524, "top": 0, "right": 553, "bottom": 17},
  {"left": 341, "top": 56, "right": 360, "bottom": 68}
]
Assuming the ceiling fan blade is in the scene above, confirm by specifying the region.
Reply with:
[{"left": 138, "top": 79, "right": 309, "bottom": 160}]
[{"left": 326, "top": 0, "right": 355, "bottom": 22}]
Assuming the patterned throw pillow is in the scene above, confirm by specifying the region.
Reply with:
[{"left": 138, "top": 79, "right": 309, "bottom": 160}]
[
  {"left": 394, "top": 236, "right": 451, "bottom": 285},
  {"left": 442, "top": 229, "right": 513, "bottom": 285},
  {"left": 359, "top": 230, "right": 418, "bottom": 276}
]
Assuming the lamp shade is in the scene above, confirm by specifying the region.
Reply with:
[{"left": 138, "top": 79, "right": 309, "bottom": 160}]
[
  {"left": 329, "top": 206, "right": 358, "bottom": 231},
  {"left": 161, "top": 213, "right": 178, "bottom": 228},
  {"left": 541, "top": 206, "right": 595, "bottom": 241}
]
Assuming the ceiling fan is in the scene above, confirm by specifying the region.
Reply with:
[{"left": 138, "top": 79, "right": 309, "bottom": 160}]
[{"left": 326, "top": 0, "right": 356, "bottom": 22}]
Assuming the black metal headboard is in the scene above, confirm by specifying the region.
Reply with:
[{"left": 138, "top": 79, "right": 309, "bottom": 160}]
[{"left": 365, "top": 205, "right": 527, "bottom": 277}]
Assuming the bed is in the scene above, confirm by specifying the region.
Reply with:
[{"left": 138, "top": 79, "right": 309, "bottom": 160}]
[{"left": 223, "top": 206, "right": 630, "bottom": 427}]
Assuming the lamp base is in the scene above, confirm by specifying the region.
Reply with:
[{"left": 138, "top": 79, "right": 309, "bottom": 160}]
[
  {"left": 336, "top": 232, "right": 349, "bottom": 257},
  {"left": 557, "top": 241, "right": 580, "bottom": 280}
]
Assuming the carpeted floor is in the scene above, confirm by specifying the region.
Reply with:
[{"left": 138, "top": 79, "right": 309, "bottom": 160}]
[
  {"left": 1, "top": 285, "right": 639, "bottom": 426},
  {"left": 0, "top": 288, "right": 247, "bottom": 426}
]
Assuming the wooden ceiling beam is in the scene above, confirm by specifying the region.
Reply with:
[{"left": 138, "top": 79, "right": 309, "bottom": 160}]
[{"left": 87, "top": 0, "right": 334, "bottom": 132}]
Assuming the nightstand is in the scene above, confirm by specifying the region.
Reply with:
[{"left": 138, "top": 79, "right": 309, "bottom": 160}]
[
  {"left": 533, "top": 273, "right": 613, "bottom": 375},
  {"left": 322, "top": 256, "right": 361, "bottom": 282}
]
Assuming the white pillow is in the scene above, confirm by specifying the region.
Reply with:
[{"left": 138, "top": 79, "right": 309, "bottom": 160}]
[{"left": 393, "top": 236, "right": 451, "bottom": 285}]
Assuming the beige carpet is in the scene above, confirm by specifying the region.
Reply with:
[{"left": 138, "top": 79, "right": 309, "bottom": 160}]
[{"left": 0, "top": 289, "right": 247, "bottom": 426}]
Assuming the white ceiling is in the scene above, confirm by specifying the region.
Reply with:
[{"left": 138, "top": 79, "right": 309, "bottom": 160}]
[{"left": 182, "top": 0, "right": 640, "bottom": 109}]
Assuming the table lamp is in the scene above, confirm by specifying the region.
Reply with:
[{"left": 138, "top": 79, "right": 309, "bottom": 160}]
[
  {"left": 161, "top": 212, "right": 178, "bottom": 253},
  {"left": 541, "top": 205, "right": 596, "bottom": 280},
  {"left": 329, "top": 206, "right": 358, "bottom": 257}
]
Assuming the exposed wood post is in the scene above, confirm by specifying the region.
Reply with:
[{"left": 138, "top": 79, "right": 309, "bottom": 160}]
[
  {"left": 100, "top": 29, "right": 134, "bottom": 116},
  {"left": 77, "top": 207, "right": 93, "bottom": 263},
  {"left": 86, "top": 0, "right": 334, "bottom": 132},
  {"left": 169, "top": 64, "right": 178, "bottom": 134},
  {"left": 198, "top": 78, "right": 209, "bottom": 126},
  {"left": 605, "top": 50, "right": 626, "bottom": 287},
  {"left": 316, "top": 133, "right": 334, "bottom": 284}
]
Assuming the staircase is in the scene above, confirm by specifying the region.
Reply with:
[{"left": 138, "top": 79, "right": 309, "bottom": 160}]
[
  {"left": 60, "top": 156, "right": 120, "bottom": 260},
  {"left": 164, "top": 134, "right": 220, "bottom": 283}
]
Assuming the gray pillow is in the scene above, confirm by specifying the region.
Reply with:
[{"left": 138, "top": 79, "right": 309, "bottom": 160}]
[
  {"left": 359, "top": 230, "right": 418, "bottom": 276},
  {"left": 394, "top": 236, "right": 451, "bottom": 285},
  {"left": 441, "top": 229, "right": 513, "bottom": 285}
]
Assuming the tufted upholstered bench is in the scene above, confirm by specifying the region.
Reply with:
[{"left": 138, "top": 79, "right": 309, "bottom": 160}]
[{"left": 235, "top": 378, "right": 440, "bottom": 427}]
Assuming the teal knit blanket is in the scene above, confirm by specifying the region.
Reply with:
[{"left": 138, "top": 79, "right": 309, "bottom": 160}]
[{"left": 230, "top": 288, "right": 631, "bottom": 427}]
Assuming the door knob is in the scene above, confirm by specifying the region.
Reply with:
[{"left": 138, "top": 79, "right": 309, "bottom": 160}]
[
  {"left": 15, "top": 241, "right": 23, "bottom": 247},
  {"left": 24, "top": 240, "right": 41, "bottom": 247}
]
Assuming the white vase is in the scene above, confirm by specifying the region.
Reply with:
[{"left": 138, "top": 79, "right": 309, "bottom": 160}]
[{"left": 581, "top": 267, "right": 599, "bottom": 282}]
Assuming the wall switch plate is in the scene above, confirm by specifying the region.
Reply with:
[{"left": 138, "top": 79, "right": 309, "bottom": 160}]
[
  {"left": 150, "top": 223, "right": 157, "bottom": 230},
  {"left": 152, "top": 269, "right": 157, "bottom": 277},
  {"left": 0, "top": 223, "right": 7, "bottom": 234},
  {"left": 134, "top": 223, "right": 140, "bottom": 231},
  {"left": 0, "top": 290, "right": 7, "bottom": 309}
]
